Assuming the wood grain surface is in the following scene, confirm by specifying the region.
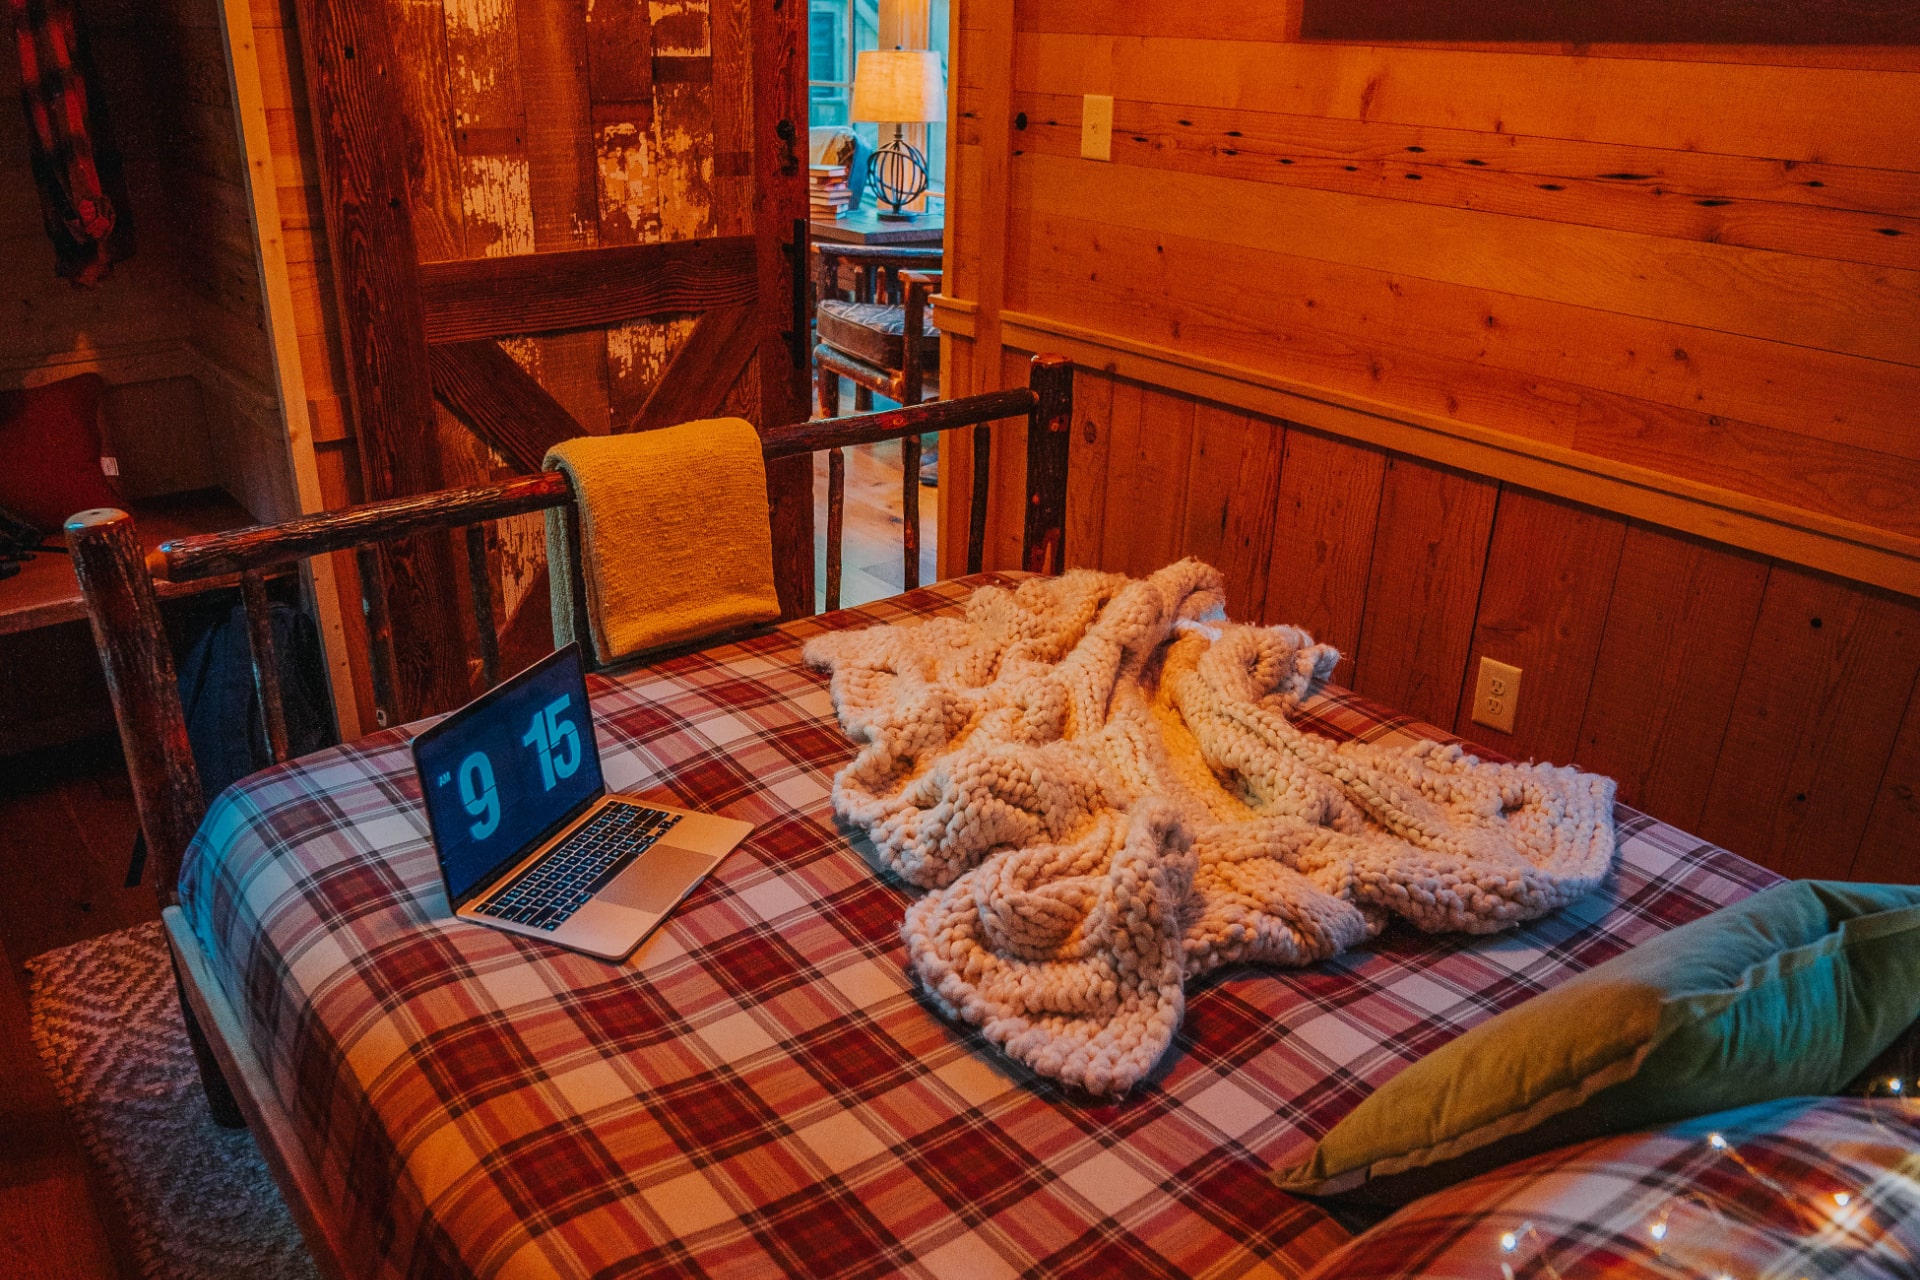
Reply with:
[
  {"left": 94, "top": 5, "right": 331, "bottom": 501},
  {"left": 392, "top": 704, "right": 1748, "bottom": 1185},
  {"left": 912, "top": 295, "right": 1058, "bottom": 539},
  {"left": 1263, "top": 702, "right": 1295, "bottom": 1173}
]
[
  {"left": 420, "top": 239, "right": 759, "bottom": 344},
  {"left": 429, "top": 342, "right": 590, "bottom": 472},
  {"left": 1698, "top": 568, "right": 1920, "bottom": 879},
  {"left": 1571, "top": 524, "right": 1769, "bottom": 829},
  {"left": 290, "top": 0, "right": 469, "bottom": 720},
  {"left": 1455, "top": 489, "right": 1628, "bottom": 764},
  {"left": 1349, "top": 457, "right": 1497, "bottom": 731},
  {"left": 626, "top": 303, "right": 760, "bottom": 434},
  {"left": 1262, "top": 426, "right": 1387, "bottom": 671}
]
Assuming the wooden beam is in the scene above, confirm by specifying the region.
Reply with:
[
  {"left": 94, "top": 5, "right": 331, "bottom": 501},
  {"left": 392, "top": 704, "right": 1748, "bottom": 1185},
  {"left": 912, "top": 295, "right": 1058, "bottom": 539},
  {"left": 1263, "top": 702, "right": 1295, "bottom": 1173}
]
[
  {"left": 760, "top": 389, "right": 1039, "bottom": 460},
  {"left": 291, "top": 0, "right": 468, "bottom": 721},
  {"left": 420, "top": 238, "right": 759, "bottom": 343},
  {"left": 429, "top": 341, "right": 588, "bottom": 471},
  {"left": 157, "top": 475, "right": 574, "bottom": 582},
  {"left": 624, "top": 303, "right": 759, "bottom": 434}
]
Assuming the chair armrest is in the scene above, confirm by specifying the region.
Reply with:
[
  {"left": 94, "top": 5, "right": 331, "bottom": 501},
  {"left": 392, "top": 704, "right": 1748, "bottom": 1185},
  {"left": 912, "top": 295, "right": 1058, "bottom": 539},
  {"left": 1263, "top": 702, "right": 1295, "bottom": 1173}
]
[{"left": 899, "top": 269, "right": 943, "bottom": 291}]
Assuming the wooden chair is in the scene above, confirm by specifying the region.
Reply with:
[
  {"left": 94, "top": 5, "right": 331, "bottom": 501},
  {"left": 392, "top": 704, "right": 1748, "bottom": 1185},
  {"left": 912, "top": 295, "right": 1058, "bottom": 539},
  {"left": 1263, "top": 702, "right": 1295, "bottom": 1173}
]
[
  {"left": 69, "top": 355, "right": 1073, "bottom": 1129},
  {"left": 811, "top": 243, "right": 945, "bottom": 607}
]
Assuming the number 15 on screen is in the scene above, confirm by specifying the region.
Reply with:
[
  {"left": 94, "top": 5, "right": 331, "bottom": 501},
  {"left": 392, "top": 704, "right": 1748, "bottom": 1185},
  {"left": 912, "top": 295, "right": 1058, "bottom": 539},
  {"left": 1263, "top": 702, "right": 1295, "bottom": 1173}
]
[
  {"left": 453, "top": 694, "right": 583, "bottom": 841},
  {"left": 523, "top": 693, "right": 583, "bottom": 789}
]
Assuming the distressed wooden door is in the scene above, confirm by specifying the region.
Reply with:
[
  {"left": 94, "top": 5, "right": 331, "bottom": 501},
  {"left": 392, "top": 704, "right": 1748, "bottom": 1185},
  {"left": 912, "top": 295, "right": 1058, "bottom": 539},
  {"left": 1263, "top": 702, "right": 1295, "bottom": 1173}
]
[{"left": 291, "top": 0, "right": 811, "bottom": 727}]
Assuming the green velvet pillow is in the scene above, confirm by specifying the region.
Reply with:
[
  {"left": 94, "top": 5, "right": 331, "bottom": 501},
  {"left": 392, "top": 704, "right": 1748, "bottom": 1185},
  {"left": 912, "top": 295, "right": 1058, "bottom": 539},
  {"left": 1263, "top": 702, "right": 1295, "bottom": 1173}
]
[{"left": 1272, "top": 880, "right": 1920, "bottom": 1206}]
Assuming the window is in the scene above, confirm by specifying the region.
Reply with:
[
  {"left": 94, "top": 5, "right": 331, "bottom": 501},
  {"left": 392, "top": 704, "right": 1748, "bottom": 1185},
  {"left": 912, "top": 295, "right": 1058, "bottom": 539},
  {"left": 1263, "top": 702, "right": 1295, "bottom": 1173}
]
[
  {"left": 807, "top": 0, "right": 877, "bottom": 132},
  {"left": 807, "top": 0, "right": 948, "bottom": 199}
]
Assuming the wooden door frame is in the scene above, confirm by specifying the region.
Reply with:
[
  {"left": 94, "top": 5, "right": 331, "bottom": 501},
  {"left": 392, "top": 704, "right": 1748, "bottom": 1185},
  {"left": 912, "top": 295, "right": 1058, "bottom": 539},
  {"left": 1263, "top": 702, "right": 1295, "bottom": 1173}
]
[
  {"left": 285, "top": 0, "right": 814, "bottom": 727},
  {"left": 213, "top": 0, "right": 361, "bottom": 734},
  {"left": 753, "top": 0, "right": 815, "bottom": 615}
]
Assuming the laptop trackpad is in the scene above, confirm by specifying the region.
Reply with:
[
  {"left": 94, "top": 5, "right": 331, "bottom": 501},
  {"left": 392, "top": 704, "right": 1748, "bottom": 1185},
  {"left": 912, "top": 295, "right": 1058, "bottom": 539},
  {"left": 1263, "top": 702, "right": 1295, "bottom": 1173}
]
[{"left": 602, "top": 843, "right": 720, "bottom": 914}]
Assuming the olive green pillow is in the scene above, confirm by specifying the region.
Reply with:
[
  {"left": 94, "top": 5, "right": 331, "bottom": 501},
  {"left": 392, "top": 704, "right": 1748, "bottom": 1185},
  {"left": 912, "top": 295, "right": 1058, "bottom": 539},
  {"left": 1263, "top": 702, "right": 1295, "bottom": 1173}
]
[{"left": 1273, "top": 880, "right": 1920, "bottom": 1206}]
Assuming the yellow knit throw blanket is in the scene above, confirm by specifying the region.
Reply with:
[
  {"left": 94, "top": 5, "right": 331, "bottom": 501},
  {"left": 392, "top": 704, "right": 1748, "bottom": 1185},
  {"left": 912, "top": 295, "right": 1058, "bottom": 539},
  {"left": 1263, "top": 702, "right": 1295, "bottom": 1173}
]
[
  {"left": 544, "top": 420, "right": 781, "bottom": 664},
  {"left": 804, "top": 562, "right": 1619, "bottom": 1095}
]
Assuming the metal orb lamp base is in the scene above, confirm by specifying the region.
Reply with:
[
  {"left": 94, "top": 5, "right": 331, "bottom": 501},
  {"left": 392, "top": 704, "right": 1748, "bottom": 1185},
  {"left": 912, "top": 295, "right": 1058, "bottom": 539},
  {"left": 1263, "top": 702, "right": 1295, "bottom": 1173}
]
[{"left": 868, "top": 124, "right": 930, "bottom": 220}]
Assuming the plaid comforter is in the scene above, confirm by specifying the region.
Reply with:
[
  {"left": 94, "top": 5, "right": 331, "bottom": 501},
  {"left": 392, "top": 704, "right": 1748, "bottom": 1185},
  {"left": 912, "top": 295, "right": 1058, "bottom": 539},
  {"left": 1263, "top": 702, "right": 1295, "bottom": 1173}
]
[{"left": 178, "top": 575, "right": 1779, "bottom": 1279}]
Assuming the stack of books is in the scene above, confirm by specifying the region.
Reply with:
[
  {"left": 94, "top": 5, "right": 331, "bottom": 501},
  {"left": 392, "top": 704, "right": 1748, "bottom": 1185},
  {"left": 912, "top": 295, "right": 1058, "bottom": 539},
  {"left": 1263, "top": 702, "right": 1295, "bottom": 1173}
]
[{"left": 810, "top": 164, "right": 853, "bottom": 219}]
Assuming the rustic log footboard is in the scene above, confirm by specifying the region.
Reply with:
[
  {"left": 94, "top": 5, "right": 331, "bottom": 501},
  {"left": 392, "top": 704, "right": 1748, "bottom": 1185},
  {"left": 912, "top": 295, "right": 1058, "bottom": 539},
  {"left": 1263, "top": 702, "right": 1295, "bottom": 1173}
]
[{"left": 67, "top": 354, "right": 1073, "bottom": 1131}]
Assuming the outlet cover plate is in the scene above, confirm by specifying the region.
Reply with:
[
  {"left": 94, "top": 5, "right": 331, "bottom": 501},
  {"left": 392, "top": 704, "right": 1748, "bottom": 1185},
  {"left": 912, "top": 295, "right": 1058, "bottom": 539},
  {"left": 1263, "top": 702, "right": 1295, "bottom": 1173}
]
[
  {"left": 1081, "top": 95, "right": 1113, "bottom": 161},
  {"left": 1472, "top": 657, "right": 1522, "bottom": 735}
]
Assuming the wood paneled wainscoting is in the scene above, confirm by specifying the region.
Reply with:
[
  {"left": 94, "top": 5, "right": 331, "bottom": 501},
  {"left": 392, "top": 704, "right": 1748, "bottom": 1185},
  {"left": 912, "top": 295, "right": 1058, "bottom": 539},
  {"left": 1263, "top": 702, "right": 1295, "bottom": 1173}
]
[
  {"left": 954, "top": 361, "right": 1920, "bottom": 882},
  {"left": 934, "top": 3, "right": 1920, "bottom": 881}
]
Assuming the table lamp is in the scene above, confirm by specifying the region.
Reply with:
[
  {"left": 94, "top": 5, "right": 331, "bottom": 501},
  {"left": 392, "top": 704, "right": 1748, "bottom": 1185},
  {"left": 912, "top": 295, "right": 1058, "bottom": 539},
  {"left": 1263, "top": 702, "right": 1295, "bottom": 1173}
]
[{"left": 850, "top": 48, "right": 947, "bottom": 220}]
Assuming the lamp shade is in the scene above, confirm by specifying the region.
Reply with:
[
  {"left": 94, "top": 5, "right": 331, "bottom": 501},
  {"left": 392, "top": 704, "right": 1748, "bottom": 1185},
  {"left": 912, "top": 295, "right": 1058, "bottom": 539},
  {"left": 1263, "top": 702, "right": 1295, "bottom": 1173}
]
[{"left": 849, "top": 49, "right": 947, "bottom": 124}]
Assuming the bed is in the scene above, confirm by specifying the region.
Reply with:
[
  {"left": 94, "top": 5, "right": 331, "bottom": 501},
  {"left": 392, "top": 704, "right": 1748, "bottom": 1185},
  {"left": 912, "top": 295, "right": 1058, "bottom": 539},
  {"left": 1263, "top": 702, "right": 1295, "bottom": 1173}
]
[{"left": 164, "top": 572, "right": 1779, "bottom": 1278}]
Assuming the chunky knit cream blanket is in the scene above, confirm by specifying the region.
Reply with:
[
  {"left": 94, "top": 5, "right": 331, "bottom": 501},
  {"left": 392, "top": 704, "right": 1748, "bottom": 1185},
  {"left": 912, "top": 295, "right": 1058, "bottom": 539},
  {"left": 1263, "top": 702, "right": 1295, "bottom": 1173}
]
[{"left": 804, "top": 562, "right": 1617, "bottom": 1095}]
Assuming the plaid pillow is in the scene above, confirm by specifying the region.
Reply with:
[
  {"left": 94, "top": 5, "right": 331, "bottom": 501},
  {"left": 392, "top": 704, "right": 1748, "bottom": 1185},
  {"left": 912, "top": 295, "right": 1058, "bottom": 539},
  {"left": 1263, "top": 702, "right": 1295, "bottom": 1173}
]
[{"left": 1304, "top": 1096, "right": 1920, "bottom": 1279}]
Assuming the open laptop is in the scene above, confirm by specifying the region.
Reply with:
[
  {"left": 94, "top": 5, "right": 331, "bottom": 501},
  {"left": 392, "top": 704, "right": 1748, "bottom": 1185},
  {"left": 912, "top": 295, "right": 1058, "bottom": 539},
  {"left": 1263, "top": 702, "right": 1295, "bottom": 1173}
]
[{"left": 412, "top": 644, "right": 751, "bottom": 960}]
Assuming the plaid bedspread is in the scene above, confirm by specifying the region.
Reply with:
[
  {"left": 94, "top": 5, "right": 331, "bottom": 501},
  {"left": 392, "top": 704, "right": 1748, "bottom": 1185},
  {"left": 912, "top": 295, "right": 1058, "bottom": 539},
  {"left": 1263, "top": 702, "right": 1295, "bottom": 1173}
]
[{"left": 178, "top": 575, "right": 1780, "bottom": 1279}]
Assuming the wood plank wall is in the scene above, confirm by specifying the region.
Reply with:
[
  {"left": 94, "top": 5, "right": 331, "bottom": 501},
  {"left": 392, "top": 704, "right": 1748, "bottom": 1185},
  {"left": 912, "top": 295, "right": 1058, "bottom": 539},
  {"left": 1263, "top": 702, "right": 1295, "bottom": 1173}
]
[
  {"left": 1062, "top": 361, "right": 1920, "bottom": 882},
  {"left": 940, "top": 4, "right": 1920, "bottom": 881},
  {"left": 148, "top": 0, "right": 306, "bottom": 525}
]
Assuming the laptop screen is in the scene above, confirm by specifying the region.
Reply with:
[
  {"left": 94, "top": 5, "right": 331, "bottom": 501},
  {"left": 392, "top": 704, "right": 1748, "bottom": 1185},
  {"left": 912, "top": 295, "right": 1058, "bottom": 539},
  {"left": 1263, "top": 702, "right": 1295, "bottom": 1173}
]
[{"left": 414, "top": 645, "right": 606, "bottom": 903}]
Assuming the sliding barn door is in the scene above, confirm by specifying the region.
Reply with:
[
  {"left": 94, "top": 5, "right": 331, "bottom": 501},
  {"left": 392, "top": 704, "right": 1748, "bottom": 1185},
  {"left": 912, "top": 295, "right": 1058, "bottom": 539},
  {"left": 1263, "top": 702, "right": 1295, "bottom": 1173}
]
[{"left": 292, "top": 0, "right": 810, "bottom": 726}]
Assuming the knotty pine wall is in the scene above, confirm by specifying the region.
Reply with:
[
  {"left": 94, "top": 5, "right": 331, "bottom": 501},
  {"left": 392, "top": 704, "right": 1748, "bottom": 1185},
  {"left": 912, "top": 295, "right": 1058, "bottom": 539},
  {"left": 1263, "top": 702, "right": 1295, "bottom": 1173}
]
[{"left": 936, "top": 6, "right": 1920, "bottom": 880}]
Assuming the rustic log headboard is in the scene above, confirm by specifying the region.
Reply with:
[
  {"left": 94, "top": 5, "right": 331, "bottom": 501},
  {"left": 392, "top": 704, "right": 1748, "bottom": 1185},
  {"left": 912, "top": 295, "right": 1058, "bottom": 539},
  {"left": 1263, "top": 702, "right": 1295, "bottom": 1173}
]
[{"left": 68, "top": 354, "right": 1072, "bottom": 1124}]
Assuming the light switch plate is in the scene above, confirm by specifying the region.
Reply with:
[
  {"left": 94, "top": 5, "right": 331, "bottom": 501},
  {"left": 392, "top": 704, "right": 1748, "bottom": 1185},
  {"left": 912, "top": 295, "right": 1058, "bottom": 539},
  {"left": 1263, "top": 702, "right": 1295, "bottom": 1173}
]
[
  {"left": 1471, "top": 657, "right": 1522, "bottom": 735},
  {"left": 1081, "top": 94, "right": 1113, "bottom": 161}
]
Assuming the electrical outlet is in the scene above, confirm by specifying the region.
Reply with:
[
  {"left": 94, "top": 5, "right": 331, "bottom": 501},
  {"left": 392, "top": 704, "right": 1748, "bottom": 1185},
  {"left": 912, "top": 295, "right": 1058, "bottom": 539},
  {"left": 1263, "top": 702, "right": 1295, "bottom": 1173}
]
[
  {"left": 1081, "top": 94, "right": 1114, "bottom": 161},
  {"left": 1472, "top": 657, "right": 1522, "bottom": 735}
]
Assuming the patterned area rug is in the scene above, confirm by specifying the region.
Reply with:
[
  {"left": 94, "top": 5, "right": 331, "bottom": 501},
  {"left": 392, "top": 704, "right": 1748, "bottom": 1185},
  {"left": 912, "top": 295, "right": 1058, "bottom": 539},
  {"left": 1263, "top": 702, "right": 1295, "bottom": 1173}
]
[{"left": 28, "top": 922, "right": 318, "bottom": 1280}]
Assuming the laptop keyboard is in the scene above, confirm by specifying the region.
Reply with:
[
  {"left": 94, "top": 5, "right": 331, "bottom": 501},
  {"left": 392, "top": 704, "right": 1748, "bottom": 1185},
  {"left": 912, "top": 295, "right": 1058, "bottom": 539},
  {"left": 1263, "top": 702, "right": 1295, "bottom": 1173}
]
[{"left": 474, "top": 801, "right": 681, "bottom": 932}]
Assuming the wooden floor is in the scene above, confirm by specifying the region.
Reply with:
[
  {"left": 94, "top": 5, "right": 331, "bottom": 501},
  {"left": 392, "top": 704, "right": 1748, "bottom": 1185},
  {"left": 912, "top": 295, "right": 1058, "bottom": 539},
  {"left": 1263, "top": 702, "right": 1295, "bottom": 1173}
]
[
  {"left": 0, "top": 738, "right": 152, "bottom": 1279},
  {"left": 813, "top": 435, "right": 939, "bottom": 611},
  {"left": 812, "top": 376, "right": 941, "bottom": 612}
]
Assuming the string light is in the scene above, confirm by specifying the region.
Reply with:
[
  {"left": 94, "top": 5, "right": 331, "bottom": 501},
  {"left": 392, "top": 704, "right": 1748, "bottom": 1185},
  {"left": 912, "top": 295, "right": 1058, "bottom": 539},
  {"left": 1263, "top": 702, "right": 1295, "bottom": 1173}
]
[
  {"left": 1506, "top": 1102, "right": 1917, "bottom": 1279},
  {"left": 1490, "top": 1220, "right": 1563, "bottom": 1280},
  {"left": 1642, "top": 1191, "right": 1738, "bottom": 1269},
  {"left": 1705, "top": 1118, "right": 1914, "bottom": 1268}
]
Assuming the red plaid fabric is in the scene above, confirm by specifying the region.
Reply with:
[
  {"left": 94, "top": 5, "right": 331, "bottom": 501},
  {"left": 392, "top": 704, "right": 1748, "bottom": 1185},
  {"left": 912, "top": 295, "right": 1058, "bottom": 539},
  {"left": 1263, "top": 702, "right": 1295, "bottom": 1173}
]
[
  {"left": 1304, "top": 1096, "right": 1920, "bottom": 1278},
  {"left": 178, "top": 575, "right": 1779, "bottom": 1279},
  {"left": 7, "top": 0, "right": 131, "bottom": 283}
]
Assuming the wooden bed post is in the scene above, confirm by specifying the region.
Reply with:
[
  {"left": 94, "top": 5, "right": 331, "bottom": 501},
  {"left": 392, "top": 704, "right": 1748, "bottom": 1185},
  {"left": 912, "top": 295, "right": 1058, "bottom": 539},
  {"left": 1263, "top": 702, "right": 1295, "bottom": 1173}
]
[
  {"left": 66, "top": 510, "right": 205, "bottom": 902},
  {"left": 67, "top": 508, "right": 246, "bottom": 1128},
  {"left": 1022, "top": 354, "right": 1074, "bottom": 575}
]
